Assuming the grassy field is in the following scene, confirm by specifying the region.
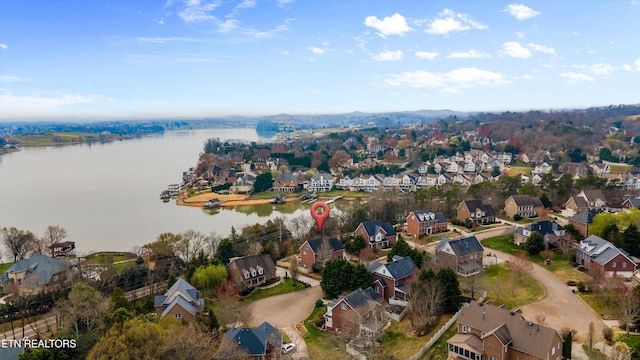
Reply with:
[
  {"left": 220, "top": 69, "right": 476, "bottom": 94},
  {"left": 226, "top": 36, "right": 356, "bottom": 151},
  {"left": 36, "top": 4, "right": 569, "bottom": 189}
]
[
  {"left": 578, "top": 292, "right": 622, "bottom": 319},
  {"left": 425, "top": 322, "right": 457, "bottom": 359},
  {"left": 504, "top": 166, "right": 532, "bottom": 176},
  {"left": 0, "top": 262, "right": 14, "bottom": 274},
  {"left": 243, "top": 278, "right": 306, "bottom": 302},
  {"left": 380, "top": 315, "right": 453, "bottom": 359},
  {"left": 84, "top": 251, "right": 136, "bottom": 265},
  {"left": 482, "top": 263, "right": 545, "bottom": 309},
  {"left": 616, "top": 332, "right": 640, "bottom": 351},
  {"left": 302, "top": 306, "right": 353, "bottom": 359},
  {"left": 9, "top": 132, "right": 114, "bottom": 146}
]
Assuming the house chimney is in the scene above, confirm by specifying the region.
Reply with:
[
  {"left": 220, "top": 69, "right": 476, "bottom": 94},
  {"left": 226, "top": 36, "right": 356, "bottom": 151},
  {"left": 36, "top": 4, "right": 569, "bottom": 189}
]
[{"left": 482, "top": 311, "right": 485, "bottom": 319}]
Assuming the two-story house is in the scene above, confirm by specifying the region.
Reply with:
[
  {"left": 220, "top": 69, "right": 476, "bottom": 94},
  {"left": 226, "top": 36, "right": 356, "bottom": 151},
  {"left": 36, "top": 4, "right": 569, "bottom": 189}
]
[
  {"left": 564, "top": 189, "right": 608, "bottom": 216},
  {"left": 307, "top": 173, "right": 334, "bottom": 192},
  {"left": 567, "top": 209, "right": 605, "bottom": 237},
  {"left": 227, "top": 255, "right": 277, "bottom": 291},
  {"left": 513, "top": 220, "right": 573, "bottom": 250},
  {"left": 457, "top": 200, "right": 496, "bottom": 225},
  {"left": 0, "top": 255, "right": 74, "bottom": 296},
  {"left": 153, "top": 278, "right": 204, "bottom": 321},
  {"left": 406, "top": 210, "right": 448, "bottom": 237},
  {"left": 271, "top": 173, "right": 299, "bottom": 192},
  {"left": 576, "top": 235, "right": 635, "bottom": 278},
  {"left": 504, "top": 195, "right": 544, "bottom": 219},
  {"left": 370, "top": 256, "right": 419, "bottom": 301},
  {"left": 324, "top": 287, "right": 386, "bottom": 339},
  {"left": 435, "top": 236, "right": 484, "bottom": 277},
  {"left": 448, "top": 301, "right": 563, "bottom": 360},
  {"left": 299, "top": 237, "right": 344, "bottom": 269},
  {"left": 218, "top": 322, "right": 281, "bottom": 359},
  {"left": 354, "top": 220, "right": 397, "bottom": 249}
]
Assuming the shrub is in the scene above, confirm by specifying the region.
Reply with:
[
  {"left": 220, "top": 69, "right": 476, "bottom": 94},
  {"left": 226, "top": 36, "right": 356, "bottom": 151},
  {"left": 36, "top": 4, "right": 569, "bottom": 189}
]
[
  {"left": 602, "top": 327, "right": 613, "bottom": 343},
  {"left": 315, "top": 299, "right": 324, "bottom": 308},
  {"left": 513, "top": 214, "right": 522, "bottom": 221}
]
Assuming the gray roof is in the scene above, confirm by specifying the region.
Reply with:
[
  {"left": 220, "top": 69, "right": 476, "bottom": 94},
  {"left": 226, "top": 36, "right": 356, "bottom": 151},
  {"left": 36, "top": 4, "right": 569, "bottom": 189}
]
[
  {"left": 154, "top": 278, "right": 204, "bottom": 316},
  {"left": 410, "top": 210, "right": 448, "bottom": 223},
  {"left": 436, "top": 236, "right": 484, "bottom": 257},
  {"left": 624, "top": 198, "right": 640, "bottom": 208},
  {"left": 359, "top": 220, "right": 396, "bottom": 239},
  {"left": 0, "top": 255, "right": 72, "bottom": 289},
  {"left": 455, "top": 301, "right": 561, "bottom": 359},
  {"left": 304, "top": 237, "right": 343, "bottom": 253},
  {"left": 222, "top": 322, "right": 281, "bottom": 356},
  {"left": 515, "top": 220, "right": 563, "bottom": 237},
  {"left": 579, "top": 235, "right": 634, "bottom": 266},
  {"left": 569, "top": 209, "right": 605, "bottom": 224},
  {"left": 227, "top": 255, "right": 277, "bottom": 278},
  {"left": 375, "top": 256, "right": 418, "bottom": 280},
  {"left": 275, "top": 173, "right": 298, "bottom": 181},
  {"left": 581, "top": 189, "right": 607, "bottom": 203}
]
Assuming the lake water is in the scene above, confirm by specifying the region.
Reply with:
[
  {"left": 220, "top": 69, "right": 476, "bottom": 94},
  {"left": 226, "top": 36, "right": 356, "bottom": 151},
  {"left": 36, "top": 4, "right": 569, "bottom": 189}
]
[{"left": 0, "top": 128, "right": 316, "bottom": 260}]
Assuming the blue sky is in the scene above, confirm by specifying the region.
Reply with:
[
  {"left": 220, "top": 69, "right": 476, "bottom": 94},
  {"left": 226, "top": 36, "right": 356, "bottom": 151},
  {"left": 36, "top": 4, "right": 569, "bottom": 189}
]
[{"left": 0, "top": 0, "right": 639, "bottom": 120}]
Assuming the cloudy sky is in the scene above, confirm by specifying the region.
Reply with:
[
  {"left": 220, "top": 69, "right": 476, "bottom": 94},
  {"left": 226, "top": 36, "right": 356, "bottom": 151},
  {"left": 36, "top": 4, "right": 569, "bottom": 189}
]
[{"left": 0, "top": 0, "right": 639, "bottom": 120}]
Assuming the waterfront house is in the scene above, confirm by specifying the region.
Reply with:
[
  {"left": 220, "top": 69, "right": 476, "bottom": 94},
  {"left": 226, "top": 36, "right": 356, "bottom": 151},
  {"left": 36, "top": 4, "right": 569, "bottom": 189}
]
[
  {"left": 0, "top": 255, "right": 73, "bottom": 296},
  {"left": 307, "top": 173, "right": 334, "bottom": 192},
  {"left": 271, "top": 173, "right": 299, "bottom": 192}
]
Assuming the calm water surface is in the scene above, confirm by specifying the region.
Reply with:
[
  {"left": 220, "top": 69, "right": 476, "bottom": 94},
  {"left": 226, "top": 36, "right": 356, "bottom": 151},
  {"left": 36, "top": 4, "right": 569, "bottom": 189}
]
[{"left": 0, "top": 128, "right": 315, "bottom": 259}]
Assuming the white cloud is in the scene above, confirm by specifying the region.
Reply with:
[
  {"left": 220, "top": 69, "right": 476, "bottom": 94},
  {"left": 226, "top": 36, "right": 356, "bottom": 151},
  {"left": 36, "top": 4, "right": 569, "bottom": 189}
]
[
  {"left": 218, "top": 19, "right": 239, "bottom": 33},
  {"left": 574, "top": 63, "right": 615, "bottom": 77},
  {"left": 364, "top": 13, "right": 412, "bottom": 37},
  {"left": 528, "top": 43, "right": 555, "bottom": 54},
  {"left": 560, "top": 72, "right": 595, "bottom": 82},
  {"left": 307, "top": 46, "right": 327, "bottom": 55},
  {"left": 515, "top": 31, "right": 526, "bottom": 39},
  {"left": 282, "top": 50, "right": 289, "bottom": 56},
  {"left": 385, "top": 67, "right": 507, "bottom": 93},
  {"left": 153, "top": 17, "right": 165, "bottom": 25},
  {"left": 504, "top": 4, "right": 541, "bottom": 20},
  {"left": 0, "top": 75, "right": 26, "bottom": 83},
  {"left": 177, "top": 0, "right": 220, "bottom": 23},
  {"left": 415, "top": 51, "right": 439, "bottom": 60},
  {"left": 237, "top": 0, "right": 255, "bottom": 9},
  {"left": 518, "top": 74, "right": 538, "bottom": 80},
  {"left": 425, "top": 9, "right": 487, "bottom": 35},
  {"left": 372, "top": 50, "right": 403, "bottom": 61},
  {"left": 277, "top": 0, "right": 294, "bottom": 7},
  {"left": 446, "top": 49, "right": 491, "bottom": 59},
  {"left": 0, "top": 92, "right": 108, "bottom": 118},
  {"left": 501, "top": 41, "right": 532, "bottom": 58},
  {"left": 241, "top": 20, "right": 291, "bottom": 38},
  {"left": 0, "top": 43, "right": 8, "bottom": 49}
]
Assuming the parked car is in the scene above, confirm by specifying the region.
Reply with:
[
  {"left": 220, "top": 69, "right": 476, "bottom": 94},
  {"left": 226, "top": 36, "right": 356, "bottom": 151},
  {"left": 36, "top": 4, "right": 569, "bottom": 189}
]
[{"left": 281, "top": 343, "right": 296, "bottom": 354}]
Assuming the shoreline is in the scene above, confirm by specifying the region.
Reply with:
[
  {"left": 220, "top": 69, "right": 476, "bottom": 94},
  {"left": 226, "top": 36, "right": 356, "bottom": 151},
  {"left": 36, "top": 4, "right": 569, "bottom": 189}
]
[{"left": 176, "top": 192, "right": 301, "bottom": 208}]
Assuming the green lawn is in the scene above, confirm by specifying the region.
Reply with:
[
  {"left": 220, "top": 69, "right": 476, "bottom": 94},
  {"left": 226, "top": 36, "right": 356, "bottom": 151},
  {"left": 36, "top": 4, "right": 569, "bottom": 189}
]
[
  {"left": 380, "top": 315, "right": 453, "bottom": 359},
  {"left": 578, "top": 292, "right": 621, "bottom": 319},
  {"left": 243, "top": 278, "right": 306, "bottom": 302},
  {"left": 480, "top": 235, "right": 520, "bottom": 255},
  {"left": 582, "top": 344, "right": 608, "bottom": 360},
  {"left": 423, "top": 322, "right": 457, "bottom": 359},
  {"left": 0, "top": 262, "right": 14, "bottom": 273},
  {"left": 302, "top": 306, "right": 350, "bottom": 359},
  {"left": 482, "top": 263, "right": 545, "bottom": 309},
  {"left": 9, "top": 132, "right": 114, "bottom": 146},
  {"left": 616, "top": 332, "right": 640, "bottom": 351}
]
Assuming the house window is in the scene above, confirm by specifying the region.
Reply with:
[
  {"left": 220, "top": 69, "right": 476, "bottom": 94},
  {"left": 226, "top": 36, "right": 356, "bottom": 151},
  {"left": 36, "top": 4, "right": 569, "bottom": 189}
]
[
  {"left": 612, "top": 262, "right": 617, "bottom": 268},
  {"left": 175, "top": 313, "right": 181, "bottom": 318},
  {"left": 252, "top": 271, "right": 257, "bottom": 276},
  {"left": 462, "top": 325, "right": 467, "bottom": 333},
  {"left": 623, "top": 262, "right": 627, "bottom": 268},
  {"left": 341, "top": 303, "right": 347, "bottom": 310},
  {"left": 258, "top": 269, "right": 263, "bottom": 275},
  {"left": 375, "top": 287, "right": 380, "bottom": 293},
  {"left": 552, "top": 347, "right": 556, "bottom": 355}
]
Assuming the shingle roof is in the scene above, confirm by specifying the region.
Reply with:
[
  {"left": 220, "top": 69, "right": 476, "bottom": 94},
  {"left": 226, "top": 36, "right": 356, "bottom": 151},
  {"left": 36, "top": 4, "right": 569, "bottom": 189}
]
[
  {"left": 222, "top": 322, "right": 280, "bottom": 356},
  {"left": 227, "top": 255, "right": 276, "bottom": 277},
  {"left": 515, "top": 220, "right": 564, "bottom": 237},
  {"left": 456, "top": 301, "right": 561, "bottom": 359},
  {"left": 0, "top": 255, "right": 72, "bottom": 289},
  {"left": 410, "top": 210, "right": 447, "bottom": 223},
  {"left": 375, "top": 256, "right": 418, "bottom": 280},
  {"left": 305, "top": 237, "right": 343, "bottom": 253},
  {"left": 508, "top": 195, "right": 544, "bottom": 207},
  {"left": 579, "top": 235, "right": 634, "bottom": 266},
  {"left": 461, "top": 200, "right": 496, "bottom": 216},
  {"left": 570, "top": 196, "right": 589, "bottom": 209},
  {"left": 624, "top": 198, "right": 640, "bottom": 208},
  {"left": 436, "top": 236, "right": 484, "bottom": 257},
  {"left": 581, "top": 189, "right": 607, "bottom": 203},
  {"left": 569, "top": 209, "right": 605, "bottom": 224},
  {"left": 359, "top": 220, "right": 396, "bottom": 238},
  {"left": 154, "top": 278, "right": 204, "bottom": 317}
]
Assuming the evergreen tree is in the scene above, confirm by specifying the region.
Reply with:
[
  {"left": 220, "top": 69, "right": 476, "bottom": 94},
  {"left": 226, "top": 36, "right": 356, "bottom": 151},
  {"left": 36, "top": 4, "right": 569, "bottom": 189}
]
[
  {"left": 524, "top": 232, "right": 544, "bottom": 255},
  {"left": 437, "top": 268, "right": 462, "bottom": 313},
  {"left": 320, "top": 259, "right": 373, "bottom": 299},
  {"left": 215, "top": 238, "right": 235, "bottom": 265}
]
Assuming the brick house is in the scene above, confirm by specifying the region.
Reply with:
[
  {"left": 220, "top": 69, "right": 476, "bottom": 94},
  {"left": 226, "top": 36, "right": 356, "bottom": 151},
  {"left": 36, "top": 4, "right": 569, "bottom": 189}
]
[
  {"left": 513, "top": 220, "right": 571, "bottom": 249},
  {"left": 576, "top": 235, "right": 635, "bottom": 278},
  {"left": 504, "top": 195, "right": 544, "bottom": 219},
  {"left": 567, "top": 209, "right": 604, "bottom": 237},
  {"left": 271, "top": 173, "right": 299, "bottom": 192},
  {"left": 354, "top": 220, "right": 397, "bottom": 249},
  {"left": 564, "top": 189, "right": 608, "bottom": 216},
  {"left": 0, "top": 255, "right": 74, "bottom": 296},
  {"left": 448, "top": 301, "right": 563, "bottom": 360},
  {"left": 218, "top": 322, "right": 281, "bottom": 359},
  {"left": 299, "top": 237, "right": 344, "bottom": 269},
  {"left": 370, "top": 256, "right": 419, "bottom": 301},
  {"left": 622, "top": 198, "right": 640, "bottom": 209},
  {"left": 324, "top": 287, "right": 386, "bottom": 339},
  {"left": 154, "top": 278, "right": 204, "bottom": 321},
  {"left": 435, "top": 236, "right": 484, "bottom": 277},
  {"left": 227, "top": 255, "right": 277, "bottom": 291},
  {"left": 405, "top": 210, "right": 448, "bottom": 237},
  {"left": 457, "top": 200, "right": 496, "bottom": 225}
]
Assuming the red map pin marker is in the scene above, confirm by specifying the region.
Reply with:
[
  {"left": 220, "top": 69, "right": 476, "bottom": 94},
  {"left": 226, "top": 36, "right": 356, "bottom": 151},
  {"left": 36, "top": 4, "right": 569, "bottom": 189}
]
[{"left": 310, "top": 202, "right": 330, "bottom": 233}]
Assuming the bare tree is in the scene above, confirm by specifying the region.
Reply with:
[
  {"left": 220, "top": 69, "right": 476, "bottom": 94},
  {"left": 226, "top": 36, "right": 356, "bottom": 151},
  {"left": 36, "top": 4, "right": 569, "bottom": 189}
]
[
  {"left": 408, "top": 278, "right": 443, "bottom": 335},
  {"left": 176, "top": 230, "right": 208, "bottom": 262},
  {"left": 289, "top": 254, "right": 299, "bottom": 285},
  {"left": 609, "top": 342, "right": 632, "bottom": 360},
  {"left": 508, "top": 251, "right": 533, "bottom": 282},
  {"left": 540, "top": 249, "right": 555, "bottom": 264},
  {"left": 534, "top": 314, "right": 547, "bottom": 326},
  {"left": 1, "top": 227, "right": 38, "bottom": 263},
  {"left": 42, "top": 225, "right": 68, "bottom": 256},
  {"left": 588, "top": 321, "right": 595, "bottom": 351},
  {"left": 619, "top": 288, "right": 640, "bottom": 336},
  {"left": 158, "top": 323, "right": 218, "bottom": 360}
]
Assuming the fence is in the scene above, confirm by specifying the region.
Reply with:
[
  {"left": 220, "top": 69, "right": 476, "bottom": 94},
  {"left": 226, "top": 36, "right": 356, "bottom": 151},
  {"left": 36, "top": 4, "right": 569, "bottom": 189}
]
[{"left": 408, "top": 291, "right": 487, "bottom": 360}]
